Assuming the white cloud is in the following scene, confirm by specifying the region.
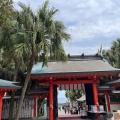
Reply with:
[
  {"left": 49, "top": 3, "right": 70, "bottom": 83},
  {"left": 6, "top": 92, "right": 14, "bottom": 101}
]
[
  {"left": 64, "top": 45, "right": 109, "bottom": 55},
  {"left": 68, "top": 19, "right": 120, "bottom": 42}
]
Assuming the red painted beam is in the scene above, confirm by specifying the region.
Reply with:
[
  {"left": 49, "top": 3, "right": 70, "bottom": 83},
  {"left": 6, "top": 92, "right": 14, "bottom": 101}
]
[
  {"left": 30, "top": 72, "right": 118, "bottom": 80},
  {"left": 39, "top": 80, "right": 98, "bottom": 85},
  {"left": 38, "top": 79, "right": 100, "bottom": 85},
  {"left": 52, "top": 80, "right": 95, "bottom": 84}
]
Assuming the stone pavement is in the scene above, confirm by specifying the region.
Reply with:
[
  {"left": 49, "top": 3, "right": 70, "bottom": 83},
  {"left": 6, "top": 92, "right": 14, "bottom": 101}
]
[
  {"left": 58, "top": 109, "right": 71, "bottom": 115},
  {"left": 58, "top": 109, "right": 89, "bottom": 120},
  {"left": 31, "top": 109, "right": 114, "bottom": 120},
  {"left": 32, "top": 109, "right": 90, "bottom": 120}
]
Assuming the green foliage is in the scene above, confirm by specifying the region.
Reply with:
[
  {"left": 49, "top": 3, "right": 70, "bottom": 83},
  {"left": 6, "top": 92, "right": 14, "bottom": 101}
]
[
  {"left": 11, "top": 1, "right": 71, "bottom": 67},
  {"left": 102, "top": 38, "right": 120, "bottom": 68},
  {"left": 37, "top": 98, "right": 46, "bottom": 117},
  {"left": 102, "top": 38, "right": 120, "bottom": 102},
  {"left": 100, "top": 39, "right": 120, "bottom": 85},
  {"left": 65, "top": 90, "right": 83, "bottom": 102},
  {"left": 38, "top": 113, "right": 44, "bottom": 117},
  {"left": 0, "top": 0, "right": 16, "bottom": 27}
]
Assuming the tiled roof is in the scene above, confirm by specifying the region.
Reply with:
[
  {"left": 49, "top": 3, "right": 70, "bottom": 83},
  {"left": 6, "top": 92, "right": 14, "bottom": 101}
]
[
  {"left": 0, "top": 79, "right": 21, "bottom": 89},
  {"left": 31, "top": 55, "right": 120, "bottom": 76}
]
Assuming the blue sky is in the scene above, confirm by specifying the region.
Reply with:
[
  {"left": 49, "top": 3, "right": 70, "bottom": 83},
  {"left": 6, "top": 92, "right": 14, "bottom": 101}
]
[
  {"left": 13, "top": 0, "right": 120, "bottom": 102},
  {"left": 58, "top": 90, "right": 68, "bottom": 103}
]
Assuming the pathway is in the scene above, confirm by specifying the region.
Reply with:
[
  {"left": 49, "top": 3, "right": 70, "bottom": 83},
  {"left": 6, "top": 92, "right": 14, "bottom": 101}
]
[
  {"left": 58, "top": 109, "right": 90, "bottom": 120},
  {"left": 31, "top": 109, "right": 113, "bottom": 120},
  {"left": 32, "top": 110, "right": 89, "bottom": 120}
]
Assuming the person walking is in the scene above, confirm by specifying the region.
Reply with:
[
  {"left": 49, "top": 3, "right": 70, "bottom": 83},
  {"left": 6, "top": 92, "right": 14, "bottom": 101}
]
[
  {"left": 67, "top": 106, "right": 70, "bottom": 114},
  {"left": 64, "top": 107, "right": 67, "bottom": 114},
  {"left": 78, "top": 105, "right": 81, "bottom": 114}
]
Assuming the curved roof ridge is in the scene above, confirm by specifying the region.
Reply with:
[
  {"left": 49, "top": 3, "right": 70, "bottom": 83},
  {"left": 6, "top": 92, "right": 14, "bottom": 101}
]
[{"left": 68, "top": 53, "right": 103, "bottom": 61}]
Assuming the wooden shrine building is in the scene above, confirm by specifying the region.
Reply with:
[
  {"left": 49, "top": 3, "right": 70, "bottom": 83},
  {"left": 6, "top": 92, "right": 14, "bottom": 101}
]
[
  {"left": 107, "top": 79, "right": 120, "bottom": 87},
  {"left": 106, "top": 79, "right": 120, "bottom": 112},
  {"left": 28, "top": 88, "right": 49, "bottom": 117},
  {"left": 0, "top": 79, "right": 21, "bottom": 120},
  {"left": 30, "top": 54, "right": 120, "bottom": 120},
  {"left": 97, "top": 86, "right": 115, "bottom": 114}
]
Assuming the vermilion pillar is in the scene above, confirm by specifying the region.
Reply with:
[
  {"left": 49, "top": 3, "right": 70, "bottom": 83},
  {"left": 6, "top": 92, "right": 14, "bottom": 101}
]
[
  {"left": 105, "top": 91, "right": 111, "bottom": 114},
  {"left": 34, "top": 97, "right": 37, "bottom": 117},
  {"left": 92, "top": 82, "right": 100, "bottom": 119},
  {"left": 0, "top": 92, "right": 4, "bottom": 120},
  {"left": 49, "top": 82, "right": 53, "bottom": 120},
  {"left": 93, "top": 82, "right": 99, "bottom": 107}
]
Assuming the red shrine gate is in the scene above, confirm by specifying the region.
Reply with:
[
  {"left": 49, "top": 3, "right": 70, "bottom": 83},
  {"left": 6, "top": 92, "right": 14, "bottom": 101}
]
[{"left": 30, "top": 55, "right": 120, "bottom": 120}]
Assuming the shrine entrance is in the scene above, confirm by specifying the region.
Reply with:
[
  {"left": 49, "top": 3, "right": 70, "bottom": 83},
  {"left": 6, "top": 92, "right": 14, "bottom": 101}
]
[{"left": 30, "top": 55, "right": 120, "bottom": 120}]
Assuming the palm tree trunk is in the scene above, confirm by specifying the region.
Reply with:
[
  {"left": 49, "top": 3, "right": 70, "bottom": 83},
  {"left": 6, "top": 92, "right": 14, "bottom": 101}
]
[
  {"left": 9, "top": 62, "right": 19, "bottom": 120},
  {"left": 15, "top": 69, "right": 31, "bottom": 120},
  {"left": 9, "top": 92, "right": 15, "bottom": 120},
  {"left": 15, "top": 53, "right": 35, "bottom": 120}
]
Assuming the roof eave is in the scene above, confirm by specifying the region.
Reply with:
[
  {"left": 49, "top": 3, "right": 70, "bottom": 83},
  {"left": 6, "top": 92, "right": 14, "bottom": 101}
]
[{"left": 30, "top": 70, "right": 120, "bottom": 77}]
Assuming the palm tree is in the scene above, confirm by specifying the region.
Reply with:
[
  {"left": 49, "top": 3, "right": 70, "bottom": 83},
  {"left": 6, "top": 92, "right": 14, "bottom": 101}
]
[
  {"left": 102, "top": 38, "right": 120, "bottom": 68},
  {"left": 101, "top": 39, "right": 120, "bottom": 102},
  {"left": 50, "top": 21, "right": 70, "bottom": 60},
  {"left": 99, "top": 38, "right": 120, "bottom": 85},
  {"left": 14, "top": 1, "right": 70, "bottom": 119}
]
